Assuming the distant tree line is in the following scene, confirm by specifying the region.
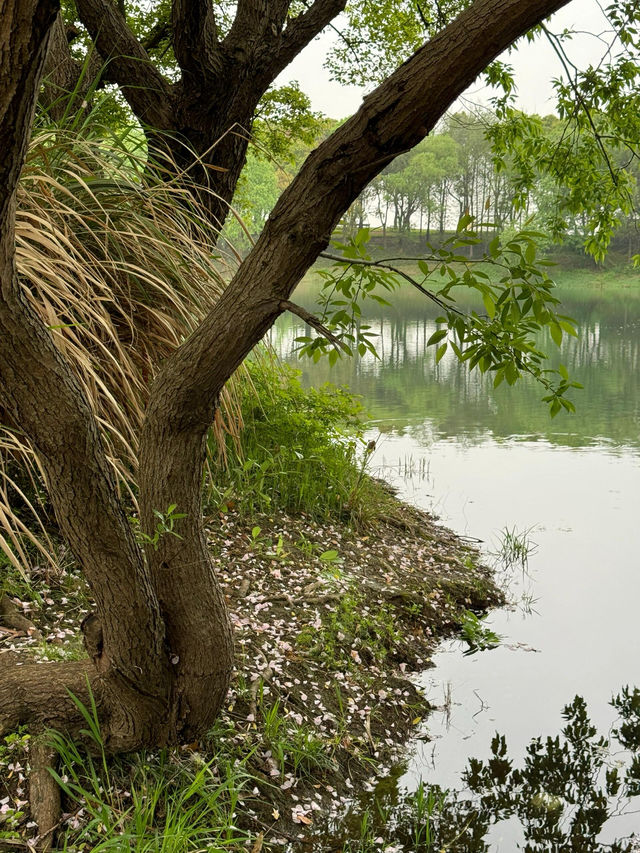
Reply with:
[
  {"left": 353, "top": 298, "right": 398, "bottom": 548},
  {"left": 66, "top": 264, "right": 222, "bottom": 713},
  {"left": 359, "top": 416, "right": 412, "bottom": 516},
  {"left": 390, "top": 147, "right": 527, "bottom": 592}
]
[{"left": 234, "top": 109, "right": 640, "bottom": 263}]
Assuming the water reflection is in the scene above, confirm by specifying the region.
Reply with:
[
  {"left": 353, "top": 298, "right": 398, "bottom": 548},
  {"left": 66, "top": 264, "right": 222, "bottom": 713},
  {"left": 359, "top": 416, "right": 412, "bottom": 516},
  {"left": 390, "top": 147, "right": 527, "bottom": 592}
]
[
  {"left": 319, "top": 691, "right": 640, "bottom": 852},
  {"left": 271, "top": 281, "right": 640, "bottom": 449},
  {"left": 273, "top": 278, "right": 640, "bottom": 850}
]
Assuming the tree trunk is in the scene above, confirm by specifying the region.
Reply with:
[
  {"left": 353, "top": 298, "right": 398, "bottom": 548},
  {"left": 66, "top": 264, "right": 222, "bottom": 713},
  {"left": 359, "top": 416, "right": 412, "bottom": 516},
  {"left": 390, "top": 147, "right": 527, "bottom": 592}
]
[{"left": 2, "top": 0, "right": 573, "bottom": 764}]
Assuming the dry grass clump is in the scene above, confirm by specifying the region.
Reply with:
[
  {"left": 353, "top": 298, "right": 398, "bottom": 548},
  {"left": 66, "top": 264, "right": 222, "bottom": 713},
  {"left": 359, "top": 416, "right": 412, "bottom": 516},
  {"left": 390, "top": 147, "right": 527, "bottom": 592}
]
[{"left": 1, "top": 122, "right": 241, "bottom": 579}]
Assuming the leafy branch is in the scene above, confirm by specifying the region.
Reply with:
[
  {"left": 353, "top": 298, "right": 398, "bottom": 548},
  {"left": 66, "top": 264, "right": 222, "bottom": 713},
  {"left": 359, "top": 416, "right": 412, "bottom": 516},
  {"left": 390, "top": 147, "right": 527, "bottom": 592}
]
[{"left": 296, "top": 217, "right": 582, "bottom": 416}]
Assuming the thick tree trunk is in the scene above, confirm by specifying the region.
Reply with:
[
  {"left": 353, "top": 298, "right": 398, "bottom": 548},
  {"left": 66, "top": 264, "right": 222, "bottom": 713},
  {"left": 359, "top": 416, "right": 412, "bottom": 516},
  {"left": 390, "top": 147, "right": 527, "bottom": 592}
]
[
  {"left": 0, "top": 0, "right": 172, "bottom": 751},
  {"left": 2, "top": 0, "right": 573, "bottom": 763}
]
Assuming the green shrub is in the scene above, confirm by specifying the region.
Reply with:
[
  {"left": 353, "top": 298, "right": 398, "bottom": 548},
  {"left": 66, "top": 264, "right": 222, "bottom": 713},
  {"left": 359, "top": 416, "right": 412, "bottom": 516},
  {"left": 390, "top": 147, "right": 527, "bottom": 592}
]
[{"left": 208, "top": 357, "right": 379, "bottom": 521}]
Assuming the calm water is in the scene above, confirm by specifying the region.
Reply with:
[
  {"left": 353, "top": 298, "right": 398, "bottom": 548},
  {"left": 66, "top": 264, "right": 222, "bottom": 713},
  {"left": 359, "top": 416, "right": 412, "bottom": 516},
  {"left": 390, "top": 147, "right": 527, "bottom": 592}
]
[{"left": 270, "top": 275, "right": 640, "bottom": 847}]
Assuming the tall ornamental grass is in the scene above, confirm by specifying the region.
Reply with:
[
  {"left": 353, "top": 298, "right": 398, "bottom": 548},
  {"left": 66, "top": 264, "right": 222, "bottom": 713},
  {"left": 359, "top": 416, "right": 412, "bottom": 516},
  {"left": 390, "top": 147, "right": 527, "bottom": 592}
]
[{"left": 2, "top": 119, "right": 243, "bottom": 580}]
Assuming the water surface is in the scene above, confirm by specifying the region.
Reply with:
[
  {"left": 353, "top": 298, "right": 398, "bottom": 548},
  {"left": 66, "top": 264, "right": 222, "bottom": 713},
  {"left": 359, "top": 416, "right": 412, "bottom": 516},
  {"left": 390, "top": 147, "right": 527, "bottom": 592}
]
[{"left": 271, "top": 274, "right": 640, "bottom": 847}]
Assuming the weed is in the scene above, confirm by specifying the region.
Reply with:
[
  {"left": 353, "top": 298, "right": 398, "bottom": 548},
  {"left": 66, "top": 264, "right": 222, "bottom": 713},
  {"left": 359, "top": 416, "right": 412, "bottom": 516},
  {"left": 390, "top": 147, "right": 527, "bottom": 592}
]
[
  {"left": 44, "top": 692, "right": 252, "bottom": 851},
  {"left": 494, "top": 524, "right": 538, "bottom": 569},
  {"left": 459, "top": 609, "right": 502, "bottom": 653},
  {"left": 260, "top": 697, "right": 333, "bottom": 781},
  {"left": 296, "top": 586, "right": 400, "bottom": 669},
  {"left": 129, "top": 504, "right": 186, "bottom": 550},
  {"left": 207, "top": 359, "right": 388, "bottom": 524}
]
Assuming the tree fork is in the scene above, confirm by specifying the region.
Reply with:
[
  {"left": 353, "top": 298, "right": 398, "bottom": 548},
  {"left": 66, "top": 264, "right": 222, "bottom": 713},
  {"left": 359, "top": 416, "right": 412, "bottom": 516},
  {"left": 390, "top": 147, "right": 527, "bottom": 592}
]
[
  {"left": 138, "top": 0, "right": 571, "bottom": 742},
  {"left": 0, "top": 0, "right": 173, "bottom": 752},
  {"left": 2, "top": 0, "right": 573, "bottom": 784}
]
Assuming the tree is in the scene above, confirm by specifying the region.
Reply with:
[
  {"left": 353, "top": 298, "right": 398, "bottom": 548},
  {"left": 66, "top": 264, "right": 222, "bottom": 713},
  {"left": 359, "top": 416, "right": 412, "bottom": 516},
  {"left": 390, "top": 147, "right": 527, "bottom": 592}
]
[{"left": 0, "top": 0, "right": 591, "bottom": 804}]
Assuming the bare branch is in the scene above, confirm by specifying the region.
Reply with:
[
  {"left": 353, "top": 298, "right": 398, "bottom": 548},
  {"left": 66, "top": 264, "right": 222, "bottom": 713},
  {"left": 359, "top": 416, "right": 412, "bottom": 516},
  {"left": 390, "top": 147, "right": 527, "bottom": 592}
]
[
  {"left": 279, "top": 299, "right": 351, "bottom": 352},
  {"left": 172, "top": 0, "right": 220, "bottom": 81},
  {"left": 75, "top": 0, "right": 174, "bottom": 128}
]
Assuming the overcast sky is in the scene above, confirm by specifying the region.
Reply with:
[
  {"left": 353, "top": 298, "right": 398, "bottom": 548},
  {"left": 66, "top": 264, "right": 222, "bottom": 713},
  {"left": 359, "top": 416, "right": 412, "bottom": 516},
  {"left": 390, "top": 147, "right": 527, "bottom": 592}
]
[{"left": 277, "top": 0, "right": 613, "bottom": 118}]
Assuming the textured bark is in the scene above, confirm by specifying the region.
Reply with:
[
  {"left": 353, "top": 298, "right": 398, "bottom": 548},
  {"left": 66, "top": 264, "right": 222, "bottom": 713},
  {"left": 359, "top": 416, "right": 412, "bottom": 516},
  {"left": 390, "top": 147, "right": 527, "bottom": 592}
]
[
  {"left": 40, "top": 13, "right": 103, "bottom": 120},
  {"left": 0, "top": 0, "right": 171, "bottom": 751},
  {"left": 138, "top": 0, "right": 571, "bottom": 739},
  {"left": 28, "top": 741, "right": 60, "bottom": 852},
  {"left": 2, "top": 0, "right": 573, "bottom": 757},
  {"left": 74, "top": 0, "right": 348, "bottom": 228},
  {"left": 0, "top": 659, "right": 96, "bottom": 736}
]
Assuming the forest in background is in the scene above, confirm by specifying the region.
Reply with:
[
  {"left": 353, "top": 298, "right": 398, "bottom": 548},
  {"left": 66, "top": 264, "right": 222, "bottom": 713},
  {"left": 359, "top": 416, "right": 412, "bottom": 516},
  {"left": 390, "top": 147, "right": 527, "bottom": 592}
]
[{"left": 231, "top": 108, "right": 640, "bottom": 267}]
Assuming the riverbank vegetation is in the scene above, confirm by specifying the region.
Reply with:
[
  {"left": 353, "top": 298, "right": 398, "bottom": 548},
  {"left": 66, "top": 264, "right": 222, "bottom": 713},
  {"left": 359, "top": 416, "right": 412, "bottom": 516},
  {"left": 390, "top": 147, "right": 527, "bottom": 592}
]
[
  {"left": 0, "top": 354, "right": 502, "bottom": 849},
  {"left": 2, "top": 0, "right": 640, "bottom": 849}
]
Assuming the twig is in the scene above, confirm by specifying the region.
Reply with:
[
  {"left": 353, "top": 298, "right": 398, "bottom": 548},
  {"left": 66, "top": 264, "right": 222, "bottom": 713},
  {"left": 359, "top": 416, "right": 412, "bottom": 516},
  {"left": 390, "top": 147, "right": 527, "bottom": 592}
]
[
  {"left": 279, "top": 300, "right": 351, "bottom": 352},
  {"left": 319, "top": 252, "right": 464, "bottom": 315}
]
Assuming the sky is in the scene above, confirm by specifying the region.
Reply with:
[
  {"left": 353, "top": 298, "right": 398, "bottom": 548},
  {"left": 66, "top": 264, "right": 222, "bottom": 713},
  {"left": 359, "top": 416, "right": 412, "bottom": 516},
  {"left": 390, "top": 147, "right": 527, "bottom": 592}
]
[{"left": 277, "top": 0, "right": 613, "bottom": 119}]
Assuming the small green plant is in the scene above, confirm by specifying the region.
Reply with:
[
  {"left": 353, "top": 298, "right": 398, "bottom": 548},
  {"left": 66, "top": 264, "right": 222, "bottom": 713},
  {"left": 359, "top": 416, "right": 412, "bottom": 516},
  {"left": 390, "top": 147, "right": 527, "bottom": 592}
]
[
  {"left": 319, "top": 548, "right": 342, "bottom": 566},
  {"left": 45, "top": 689, "right": 251, "bottom": 850},
  {"left": 260, "top": 697, "right": 332, "bottom": 780},
  {"left": 249, "top": 525, "right": 263, "bottom": 549},
  {"left": 494, "top": 524, "right": 538, "bottom": 569},
  {"left": 296, "top": 586, "right": 400, "bottom": 668},
  {"left": 129, "top": 504, "right": 187, "bottom": 550},
  {"left": 208, "top": 359, "right": 389, "bottom": 524},
  {"left": 459, "top": 609, "right": 502, "bottom": 653}
]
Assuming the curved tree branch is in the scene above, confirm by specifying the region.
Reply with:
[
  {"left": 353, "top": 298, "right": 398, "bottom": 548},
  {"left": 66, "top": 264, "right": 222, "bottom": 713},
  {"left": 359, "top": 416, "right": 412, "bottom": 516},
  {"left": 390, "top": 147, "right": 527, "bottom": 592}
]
[
  {"left": 172, "top": 0, "right": 220, "bottom": 82},
  {"left": 139, "top": 0, "right": 575, "bottom": 607},
  {"left": 143, "top": 0, "right": 574, "bottom": 431},
  {"left": 272, "top": 0, "right": 348, "bottom": 76},
  {"left": 74, "top": 0, "right": 174, "bottom": 128}
]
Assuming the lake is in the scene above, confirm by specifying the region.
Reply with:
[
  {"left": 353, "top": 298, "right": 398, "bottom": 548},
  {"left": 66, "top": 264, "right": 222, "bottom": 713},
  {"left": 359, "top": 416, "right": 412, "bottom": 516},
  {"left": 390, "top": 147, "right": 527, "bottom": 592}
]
[{"left": 270, "top": 272, "right": 640, "bottom": 849}]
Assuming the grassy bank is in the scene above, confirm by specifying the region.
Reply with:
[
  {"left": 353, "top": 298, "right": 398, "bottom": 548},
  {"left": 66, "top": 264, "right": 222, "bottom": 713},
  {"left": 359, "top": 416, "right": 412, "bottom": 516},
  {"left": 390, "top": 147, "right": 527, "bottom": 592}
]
[{"left": 0, "top": 361, "right": 502, "bottom": 851}]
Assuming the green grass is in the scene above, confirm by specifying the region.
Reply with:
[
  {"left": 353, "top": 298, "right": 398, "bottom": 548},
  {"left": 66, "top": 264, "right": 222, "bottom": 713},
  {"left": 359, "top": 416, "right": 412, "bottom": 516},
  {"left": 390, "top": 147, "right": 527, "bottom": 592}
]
[
  {"left": 41, "top": 695, "right": 252, "bottom": 852},
  {"left": 295, "top": 584, "right": 400, "bottom": 669},
  {"left": 260, "top": 696, "right": 334, "bottom": 781},
  {"left": 208, "top": 357, "right": 388, "bottom": 525}
]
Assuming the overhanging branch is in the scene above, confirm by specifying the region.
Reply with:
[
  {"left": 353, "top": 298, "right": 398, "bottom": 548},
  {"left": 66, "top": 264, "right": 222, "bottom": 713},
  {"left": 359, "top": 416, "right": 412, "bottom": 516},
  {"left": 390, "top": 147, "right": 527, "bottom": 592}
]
[
  {"left": 280, "top": 299, "right": 351, "bottom": 352},
  {"left": 320, "top": 252, "right": 464, "bottom": 315},
  {"left": 143, "top": 0, "right": 574, "bottom": 434}
]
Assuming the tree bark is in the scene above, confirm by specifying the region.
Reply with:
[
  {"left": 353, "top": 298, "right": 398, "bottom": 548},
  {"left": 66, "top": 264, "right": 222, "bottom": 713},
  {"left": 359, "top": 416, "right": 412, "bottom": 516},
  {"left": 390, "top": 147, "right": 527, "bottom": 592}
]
[
  {"left": 0, "top": 0, "right": 171, "bottom": 751},
  {"left": 2, "top": 0, "right": 573, "bottom": 756},
  {"left": 73, "top": 0, "right": 348, "bottom": 229},
  {"left": 138, "top": 0, "right": 572, "bottom": 738}
]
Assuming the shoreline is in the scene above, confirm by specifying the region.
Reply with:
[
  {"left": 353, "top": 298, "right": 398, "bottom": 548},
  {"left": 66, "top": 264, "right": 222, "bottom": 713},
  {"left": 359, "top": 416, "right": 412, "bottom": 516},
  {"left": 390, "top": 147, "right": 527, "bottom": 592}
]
[{"left": 0, "top": 489, "right": 503, "bottom": 850}]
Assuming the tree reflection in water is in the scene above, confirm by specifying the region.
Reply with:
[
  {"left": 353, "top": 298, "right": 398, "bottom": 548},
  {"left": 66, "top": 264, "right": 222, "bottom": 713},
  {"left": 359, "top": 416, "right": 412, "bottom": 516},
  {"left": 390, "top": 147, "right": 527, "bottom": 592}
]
[{"left": 320, "top": 689, "right": 640, "bottom": 852}]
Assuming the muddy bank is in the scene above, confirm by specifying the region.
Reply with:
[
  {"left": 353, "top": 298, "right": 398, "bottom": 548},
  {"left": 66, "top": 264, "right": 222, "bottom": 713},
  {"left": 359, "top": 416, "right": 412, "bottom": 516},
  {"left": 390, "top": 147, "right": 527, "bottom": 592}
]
[{"left": 0, "top": 494, "right": 502, "bottom": 849}]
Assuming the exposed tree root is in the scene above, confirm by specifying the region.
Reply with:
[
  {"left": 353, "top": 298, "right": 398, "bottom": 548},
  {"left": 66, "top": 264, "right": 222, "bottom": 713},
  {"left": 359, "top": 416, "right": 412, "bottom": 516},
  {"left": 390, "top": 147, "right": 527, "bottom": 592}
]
[
  {"left": 29, "top": 740, "right": 60, "bottom": 852},
  {"left": 0, "top": 594, "right": 41, "bottom": 639},
  {"left": 0, "top": 659, "right": 95, "bottom": 738}
]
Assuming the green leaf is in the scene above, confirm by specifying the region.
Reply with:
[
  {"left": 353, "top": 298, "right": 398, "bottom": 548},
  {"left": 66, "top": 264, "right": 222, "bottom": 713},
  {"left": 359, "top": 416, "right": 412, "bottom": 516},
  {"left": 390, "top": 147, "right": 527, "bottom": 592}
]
[
  {"left": 435, "top": 342, "right": 447, "bottom": 363},
  {"left": 550, "top": 323, "right": 563, "bottom": 347},
  {"left": 524, "top": 242, "right": 536, "bottom": 264},
  {"left": 457, "top": 212, "right": 474, "bottom": 231},
  {"left": 427, "top": 328, "right": 448, "bottom": 346},
  {"left": 482, "top": 291, "right": 496, "bottom": 319}
]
